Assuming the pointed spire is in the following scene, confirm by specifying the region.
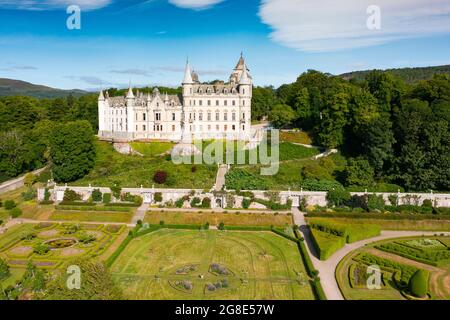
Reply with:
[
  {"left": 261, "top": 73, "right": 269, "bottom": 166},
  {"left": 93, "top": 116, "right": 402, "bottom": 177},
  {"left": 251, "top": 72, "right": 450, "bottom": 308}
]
[
  {"left": 239, "top": 65, "right": 251, "bottom": 85},
  {"left": 126, "top": 82, "right": 134, "bottom": 99},
  {"left": 183, "top": 59, "right": 194, "bottom": 84},
  {"left": 98, "top": 89, "right": 105, "bottom": 101},
  {"left": 164, "top": 92, "right": 169, "bottom": 101},
  {"left": 235, "top": 52, "right": 245, "bottom": 70}
]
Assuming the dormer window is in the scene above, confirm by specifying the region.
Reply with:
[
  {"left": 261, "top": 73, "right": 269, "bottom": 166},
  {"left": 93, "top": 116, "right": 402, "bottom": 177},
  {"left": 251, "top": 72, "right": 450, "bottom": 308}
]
[{"left": 224, "top": 89, "right": 228, "bottom": 94}]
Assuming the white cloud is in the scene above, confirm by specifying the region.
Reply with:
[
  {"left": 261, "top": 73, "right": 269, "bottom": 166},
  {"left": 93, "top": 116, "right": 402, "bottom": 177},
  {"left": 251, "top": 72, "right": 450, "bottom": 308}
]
[
  {"left": 168, "top": 0, "right": 224, "bottom": 10},
  {"left": 0, "top": 0, "right": 111, "bottom": 11},
  {"left": 259, "top": 0, "right": 450, "bottom": 52}
]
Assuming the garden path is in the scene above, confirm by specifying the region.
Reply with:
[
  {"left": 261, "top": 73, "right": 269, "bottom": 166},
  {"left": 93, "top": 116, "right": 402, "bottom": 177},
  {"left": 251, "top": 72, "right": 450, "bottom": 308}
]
[{"left": 291, "top": 207, "right": 449, "bottom": 300}]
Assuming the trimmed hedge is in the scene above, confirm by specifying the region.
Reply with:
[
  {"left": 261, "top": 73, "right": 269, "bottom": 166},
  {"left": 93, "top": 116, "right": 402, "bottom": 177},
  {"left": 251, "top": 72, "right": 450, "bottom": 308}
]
[
  {"left": 271, "top": 227, "right": 298, "bottom": 242},
  {"left": 224, "top": 225, "right": 272, "bottom": 231},
  {"left": 312, "top": 277, "right": 327, "bottom": 300},
  {"left": 309, "top": 219, "right": 381, "bottom": 243},
  {"left": 55, "top": 205, "right": 131, "bottom": 212},
  {"left": 107, "top": 202, "right": 140, "bottom": 207},
  {"left": 306, "top": 212, "right": 450, "bottom": 221},
  {"left": 297, "top": 239, "right": 318, "bottom": 278},
  {"left": 409, "top": 270, "right": 429, "bottom": 298},
  {"left": 310, "top": 228, "right": 346, "bottom": 260},
  {"left": 59, "top": 201, "right": 96, "bottom": 206}
]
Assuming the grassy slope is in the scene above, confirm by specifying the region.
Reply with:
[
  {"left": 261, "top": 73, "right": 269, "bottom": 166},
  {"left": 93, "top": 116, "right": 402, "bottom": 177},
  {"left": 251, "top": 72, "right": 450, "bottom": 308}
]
[
  {"left": 50, "top": 211, "right": 132, "bottom": 223},
  {"left": 130, "top": 142, "right": 175, "bottom": 157},
  {"left": 111, "top": 229, "right": 315, "bottom": 300},
  {"left": 72, "top": 140, "right": 217, "bottom": 189}
]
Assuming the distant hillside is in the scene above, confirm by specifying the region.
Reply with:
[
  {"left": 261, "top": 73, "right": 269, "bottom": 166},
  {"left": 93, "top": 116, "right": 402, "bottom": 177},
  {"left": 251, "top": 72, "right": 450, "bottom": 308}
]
[
  {"left": 340, "top": 65, "right": 450, "bottom": 83},
  {"left": 0, "top": 78, "right": 88, "bottom": 98}
]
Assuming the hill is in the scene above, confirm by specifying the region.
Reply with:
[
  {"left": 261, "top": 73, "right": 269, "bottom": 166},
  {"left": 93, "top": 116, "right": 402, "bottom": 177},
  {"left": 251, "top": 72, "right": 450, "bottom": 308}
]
[
  {"left": 340, "top": 65, "right": 450, "bottom": 83},
  {"left": 0, "top": 78, "right": 87, "bottom": 98}
]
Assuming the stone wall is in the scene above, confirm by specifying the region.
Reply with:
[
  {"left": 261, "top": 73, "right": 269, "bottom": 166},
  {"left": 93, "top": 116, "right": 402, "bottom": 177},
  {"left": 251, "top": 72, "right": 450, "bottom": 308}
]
[
  {"left": 38, "top": 185, "right": 450, "bottom": 208},
  {"left": 0, "top": 167, "right": 47, "bottom": 195}
]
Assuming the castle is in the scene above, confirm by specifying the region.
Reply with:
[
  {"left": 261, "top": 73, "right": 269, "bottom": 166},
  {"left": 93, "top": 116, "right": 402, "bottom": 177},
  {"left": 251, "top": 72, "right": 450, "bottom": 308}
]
[{"left": 98, "top": 55, "right": 253, "bottom": 142}]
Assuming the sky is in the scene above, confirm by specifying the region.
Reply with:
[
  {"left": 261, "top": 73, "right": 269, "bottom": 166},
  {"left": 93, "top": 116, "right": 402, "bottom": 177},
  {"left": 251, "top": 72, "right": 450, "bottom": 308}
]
[{"left": 0, "top": 0, "right": 450, "bottom": 90}]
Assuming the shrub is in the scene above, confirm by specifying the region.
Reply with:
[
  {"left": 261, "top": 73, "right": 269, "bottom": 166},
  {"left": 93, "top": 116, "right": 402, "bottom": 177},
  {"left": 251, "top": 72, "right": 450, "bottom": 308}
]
[
  {"left": 44, "top": 188, "right": 51, "bottom": 201},
  {"left": 175, "top": 198, "right": 185, "bottom": 208},
  {"left": 103, "top": 193, "right": 112, "bottom": 204},
  {"left": 4, "top": 200, "right": 16, "bottom": 210},
  {"left": 9, "top": 207, "right": 22, "bottom": 218},
  {"left": 218, "top": 222, "right": 225, "bottom": 230},
  {"left": 367, "top": 194, "right": 385, "bottom": 211},
  {"left": 302, "top": 178, "right": 343, "bottom": 191},
  {"left": 24, "top": 173, "right": 36, "bottom": 187},
  {"left": 190, "top": 197, "right": 201, "bottom": 207},
  {"left": 347, "top": 194, "right": 368, "bottom": 211},
  {"left": 153, "top": 170, "right": 167, "bottom": 184},
  {"left": 92, "top": 189, "right": 102, "bottom": 202},
  {"left": 33, "top": 243, "right": 50, "bottom": 255},
  {"left": 326, "top": 189, "right": 351, "bottom": 207},
  {"left": 409, "top": 270, "right": 429, "bottom": 298},
  {"left": 159, "top": 220, "right": 165, "bottom": 225},
  {"left": 201, "top": 197, "right": 211, "bottom": 208},
  {"left": 242, "top": 198, "right": 251, "bottom": 209},
  {"left": 421, "top": 199, "right": 432, "bottom": 208},
  {"left": 78, "top": 232, "right": 96, "bottom": 244},
  {"left": 63, "top": 189, "right": 81, "bottom": 202},
  {"left": 388, "top": 194, "right": 398, "bottom": 206},
  {"left": 191, "top": 165, "right": 197, "bottom": 173},
  {"left": 154, "top": 192, "right": 163, "bottom": 203},
  {"left": 21, "top": 188, "right": 36, "bottom": 201}
]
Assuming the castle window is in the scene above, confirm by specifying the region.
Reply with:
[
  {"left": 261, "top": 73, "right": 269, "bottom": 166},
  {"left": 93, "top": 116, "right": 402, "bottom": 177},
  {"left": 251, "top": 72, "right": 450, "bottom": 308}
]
[
  {"left": 224, "top": 100, "right": 228, "bottom": 106},
  {"left": 199, "top": 100, "right": 203, "bottom": 106},
  {"left": 232, "top": 113, "right": 236, "bottom": 121},
  {"left": 242, "top": 100, "right": 245, "bottom": 106},
  {"left": 207, "top": 112, "right": 211, "bottom": 121},
  {"left": 224, "top": 112, "right": 228, "bottom": 121},
  {"left": 172, "top": 113, "right": 176, "bottom": 121},
  {"left": 207, "top": 100, "right": 211, "bottom": 106},
  {"left": 242, "top": 112, "right": 245, "bottom": 119},
  {"left": 156, "top": 113, "right": 161, "bottom": 121},
  {"left": 243, "top": 89, "right": 246, "bottom": 94},
  {"left": 232, "top": 125, "right": 236, "bottom": 131},
  {"left": 136, "top": 125, "right": 138, "bottom": 131},
  {"left": 199, "top": 112, "right": 203, "bottom": 121},
  {"left": 157, "top": 102, "right": 159, "bottom": 107},
  {"left": 232, "top": 100, "right": 236, "bottom": 106},
  {"left": 216, "top": 100, "right": 219, "bottom": 106},
  {"left": 172, "top": 125, "right": 175, "bottom": 131},
  {"left": 143, "top": 125, "right": 146, "bottom": 131},
  {"left": 215, "top": 112, "right": 219, "bottom": 121},
  {"left": 224, "top": 125, "right": 228, "bottom": 131},
  {"left": 190, "top": 88, "right": 192, "bottom": 94},
  {"left": 193, "top": 100, "right": 196, "bottom": 106},
  {"left": 242, "top": 125, "right": 245, "bottom": 131},
  {"left": 224, "top": 89, "right": 228, "bottom": 94},
  {"left": 135, "top": 114, "right": 138, "bottom": 121},
  {"left": 143, "top": 113, "right": 146, "bottom": 121}
]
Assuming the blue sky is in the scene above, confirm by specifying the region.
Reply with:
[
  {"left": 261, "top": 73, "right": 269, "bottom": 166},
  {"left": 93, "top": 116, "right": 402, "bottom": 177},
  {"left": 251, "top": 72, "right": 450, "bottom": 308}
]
[{"left": 0, "top": 0, "right": 449, "bottom": 90}]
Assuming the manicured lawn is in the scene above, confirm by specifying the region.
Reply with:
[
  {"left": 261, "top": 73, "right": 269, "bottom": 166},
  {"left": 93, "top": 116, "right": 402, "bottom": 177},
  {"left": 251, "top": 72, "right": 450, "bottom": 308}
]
[
  {"left": 130, "top": 142, "right": 175, "bottom": 157},
  {"left": 111, "top": 229, "right": 315, "bottom": 300},
  {"left": 50, "top": 211, "right": 133, "bottom": 223},
  {"left": 72, "top": 140, "right": 217, "bottom": 189},
  {"left": 280, "top": 131, "right": 313, "bottom": 145},
  {"left": 307, "top": 217, "right": 450, "bottom": 231},
  {"left": 144, "top": 211, "right": 293, "bottom": 227}
]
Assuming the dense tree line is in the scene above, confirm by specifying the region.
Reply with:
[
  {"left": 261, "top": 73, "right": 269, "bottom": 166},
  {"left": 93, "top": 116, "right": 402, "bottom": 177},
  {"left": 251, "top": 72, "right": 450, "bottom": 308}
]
[
  {"left": 0, "top": 94, "right": 97, "bottom": 183},
  {"left": 252, "top": 71, "right": 449, "bottom": 191}
]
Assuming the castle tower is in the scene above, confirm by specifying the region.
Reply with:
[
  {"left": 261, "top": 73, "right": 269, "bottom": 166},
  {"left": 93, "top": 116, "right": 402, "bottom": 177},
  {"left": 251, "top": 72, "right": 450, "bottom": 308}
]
[{"left": 98, "top": 89, "right": 106, "bottom": 132}]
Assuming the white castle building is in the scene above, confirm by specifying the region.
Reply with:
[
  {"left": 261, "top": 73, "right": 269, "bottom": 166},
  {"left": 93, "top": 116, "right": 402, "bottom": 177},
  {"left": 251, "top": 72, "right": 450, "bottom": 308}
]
[{"left": 98, "top": 55, "right": 253, "bottom": 142}]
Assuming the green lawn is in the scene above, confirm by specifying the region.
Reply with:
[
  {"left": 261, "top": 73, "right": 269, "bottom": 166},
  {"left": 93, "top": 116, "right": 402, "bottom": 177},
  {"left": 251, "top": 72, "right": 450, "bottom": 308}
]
[
  {"left": 130, "top": 142, "right": 175, "bottom": 157},
  {"left": 50, "top": 210, "right": 133, "bottom": 223},
  {"left": 72, "top": 140, "right": 217, "bottom": 189},
  {"left": 111, "top": 229, "right": 315, "bottom": 300}
]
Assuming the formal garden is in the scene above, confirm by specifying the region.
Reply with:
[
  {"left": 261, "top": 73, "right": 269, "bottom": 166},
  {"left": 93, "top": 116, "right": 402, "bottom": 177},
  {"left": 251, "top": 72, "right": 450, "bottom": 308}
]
[
  {"left": 335, "top": 236, "right": 450, "bottom": 300},
  {"left": 0, "top": 221, "right": 127, "bottom": 291},
  {"left": 109, "top": 228, "right": 319, "bottom": 300}
]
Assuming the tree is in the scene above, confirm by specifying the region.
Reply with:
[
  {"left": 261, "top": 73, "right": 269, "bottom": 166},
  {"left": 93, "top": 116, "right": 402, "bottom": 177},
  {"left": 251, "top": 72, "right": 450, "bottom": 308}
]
[
  {"left": 91, "top": 189, "right": 102, "bottom": 202},
  {"left": 408, "top": 270, "right": 429, "bottom": 298},
  {"left": 344, "top": 158, "right": 374, "bottom": 187},
  {"left": 326, "top": 188, "right": 351, "bottom": 207},
  {"left": 153, "top": 170, "right": 167, "bottom": 184},
  {"left": 49, "top": 120, "right": 95, "bottom": 182},
  {"left": 46, "top": 259, "right": 122, "bottom": 300},
  {"left": 269, "top": 104, "right": 296, "bottom": 128}
]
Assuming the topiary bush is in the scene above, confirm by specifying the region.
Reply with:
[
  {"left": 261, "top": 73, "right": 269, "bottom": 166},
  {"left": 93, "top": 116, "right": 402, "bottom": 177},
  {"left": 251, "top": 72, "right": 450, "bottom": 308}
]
[
  {"left": 242, "top": 198, "right": 251, "bottom": 209},
  {"left": 201, "top": 197, "right": 211, "bottom": 208},
  {"left": 63, "top": 189, "right": 81, "bottom": 202},
  {"left": 103, "top": 193, "right": 112, "bottom": 204},
  {"left": 190, "top": 197, "right": 201, "bottom": 207},
  {"left": 10, "top": 207, "right": 22, "bottom": 218},
  {"left": 154, "top": 192, "right": 163, "bottom": 203},
  {"left": 4, "top": 200, "right": 16, "bottom": 210},
  {"left": 408, "top": 269, "right": 429, "bottom": 298},
  {"left": 153, "top": 170, "right": 167, "bottom": 184},
  {"left": 92, "top": 189, "right": 102, "bottom": 202}
]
